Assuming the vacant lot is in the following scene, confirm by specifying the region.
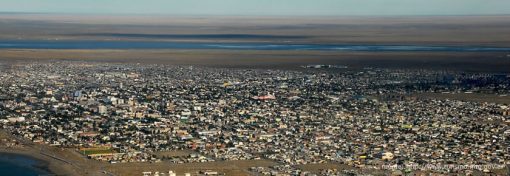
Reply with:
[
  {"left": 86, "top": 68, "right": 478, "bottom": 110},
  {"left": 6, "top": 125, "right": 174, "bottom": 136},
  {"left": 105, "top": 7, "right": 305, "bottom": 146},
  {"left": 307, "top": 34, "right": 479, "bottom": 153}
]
[
  {"left": 105, "top": 159, "right": 277, "bottom": 176},
  {"left": 154, "top": 150, "right": 196, "bottom": 159},
  {"left": 79, "top": 148, "right": 117, "bottom": 156},
  {"left": 296, "top": 162, "right": 354, "bottom": 174}
]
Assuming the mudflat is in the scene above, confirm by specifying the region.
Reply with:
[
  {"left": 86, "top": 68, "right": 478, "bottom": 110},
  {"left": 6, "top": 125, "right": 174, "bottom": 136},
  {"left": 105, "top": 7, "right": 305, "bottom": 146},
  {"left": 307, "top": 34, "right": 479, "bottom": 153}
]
[
  {"left": 1, "top": 14, "right": 510, "bottom": 46},
  {"left": 1, "top": 49, "right": 509, "bottom": 72},
  {"left": 1, "top": 14, "right": 510, "bottom": 72}
]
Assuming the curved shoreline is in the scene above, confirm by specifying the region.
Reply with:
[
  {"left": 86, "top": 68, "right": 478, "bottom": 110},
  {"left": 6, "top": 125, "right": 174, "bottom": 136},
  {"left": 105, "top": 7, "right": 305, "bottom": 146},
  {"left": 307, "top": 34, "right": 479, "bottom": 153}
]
[
  {"left": 0, "top": 151, "right": 53, "bottom": 175},
  {"left": 0, "top": 148, "right": 70, "bottom": 175},
  {"left": 0, "top": 129, "right": 79, "bottom": 176}
]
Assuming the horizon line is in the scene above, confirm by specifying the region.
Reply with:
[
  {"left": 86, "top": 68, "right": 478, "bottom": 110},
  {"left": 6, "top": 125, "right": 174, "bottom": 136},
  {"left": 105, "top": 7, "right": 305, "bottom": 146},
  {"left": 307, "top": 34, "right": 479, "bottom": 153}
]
[{"left": 1, "top": 11, "right": 510, "bottom": 18}]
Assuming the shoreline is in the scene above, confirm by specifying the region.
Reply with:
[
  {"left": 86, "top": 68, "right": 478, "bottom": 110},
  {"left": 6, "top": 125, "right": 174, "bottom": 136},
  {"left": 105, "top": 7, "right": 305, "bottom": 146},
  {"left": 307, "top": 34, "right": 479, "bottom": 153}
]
[
  {"left": 0, "top": 150, "right": 53, "bottom": 175},
  {"left": 0, "top": 148, "right": 69, "bottom": 176},
  {"left": 0, "top": 130, "right": 83, "bottom": 176}
]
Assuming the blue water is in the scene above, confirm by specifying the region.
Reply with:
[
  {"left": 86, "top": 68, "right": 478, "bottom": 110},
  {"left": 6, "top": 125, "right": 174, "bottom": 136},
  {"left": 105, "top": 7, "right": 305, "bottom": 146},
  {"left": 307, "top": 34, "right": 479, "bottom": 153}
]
[
  {"left": 0, "top": 153, "right": 51, "bottom": 176},
  {"left": 1, "top": 40, "right": 510, "bottom": 52}
]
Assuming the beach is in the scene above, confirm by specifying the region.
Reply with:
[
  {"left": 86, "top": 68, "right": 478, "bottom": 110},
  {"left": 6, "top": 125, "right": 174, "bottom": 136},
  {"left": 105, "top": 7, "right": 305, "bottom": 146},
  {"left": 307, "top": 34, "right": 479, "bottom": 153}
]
[
  {"left": 0, "top": 130, "right": 84, "bottom": 176},
  {"left": 0, "top": 151, "right": 52, "bottom": 176}
]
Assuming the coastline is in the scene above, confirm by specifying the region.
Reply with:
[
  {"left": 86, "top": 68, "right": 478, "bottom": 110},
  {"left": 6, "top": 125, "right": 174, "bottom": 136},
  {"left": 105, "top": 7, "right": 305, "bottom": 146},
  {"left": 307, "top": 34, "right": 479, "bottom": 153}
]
[
  {"left": 0, "top": 130, "right": 81, "bottom": 176},
  {"left": 0, "top": 147, "right": 76, "bottom": 176},
  {"left": 0, "top": 150, "right": 53, "bottom": 175}
]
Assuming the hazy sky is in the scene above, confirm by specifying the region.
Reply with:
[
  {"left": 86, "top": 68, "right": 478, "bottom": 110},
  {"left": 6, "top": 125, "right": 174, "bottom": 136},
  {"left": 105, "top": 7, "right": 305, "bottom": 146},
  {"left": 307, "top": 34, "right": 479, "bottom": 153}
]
[{"left": 1, "top": 0, "right": 510, "bottom": 16}]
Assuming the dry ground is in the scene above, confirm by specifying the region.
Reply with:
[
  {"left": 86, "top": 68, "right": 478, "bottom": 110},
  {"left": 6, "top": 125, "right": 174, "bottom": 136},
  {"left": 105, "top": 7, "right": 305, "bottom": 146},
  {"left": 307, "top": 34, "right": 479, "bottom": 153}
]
[
  {"left": 104, "top": 159, "right": 277, "bottom": 176},
  {"left": 154, "top": 150, "right": 196, "bottom": 159},
  {"left": 1, "top": 49, "right": 509, "bottom": 72},
  {"left": 1, "top": 15, "right": 510, "bottom": 46},
  {"left": 295, "top": 162, "right": 355, "bottom": 174}
]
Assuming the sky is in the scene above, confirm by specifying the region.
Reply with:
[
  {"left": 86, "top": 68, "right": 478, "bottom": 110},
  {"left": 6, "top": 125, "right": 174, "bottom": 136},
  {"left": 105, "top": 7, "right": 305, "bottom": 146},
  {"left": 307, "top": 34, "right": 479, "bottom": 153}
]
[{"left": 1, "top": 0, "right": 510, "bottom": 16}]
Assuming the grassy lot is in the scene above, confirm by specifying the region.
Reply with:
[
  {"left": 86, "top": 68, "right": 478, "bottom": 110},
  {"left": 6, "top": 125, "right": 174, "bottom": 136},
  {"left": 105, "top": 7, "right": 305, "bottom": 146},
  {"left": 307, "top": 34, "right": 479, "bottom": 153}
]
[{"left": 80, "top": 148, "right": 117, "bottom": 156}]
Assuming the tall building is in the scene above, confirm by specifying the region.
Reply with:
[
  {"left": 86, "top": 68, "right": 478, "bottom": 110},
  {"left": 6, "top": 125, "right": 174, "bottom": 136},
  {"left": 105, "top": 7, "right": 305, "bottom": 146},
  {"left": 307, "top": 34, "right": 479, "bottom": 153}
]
[{"left": 98, "top": 105, "right": 107, "bottom": 115}]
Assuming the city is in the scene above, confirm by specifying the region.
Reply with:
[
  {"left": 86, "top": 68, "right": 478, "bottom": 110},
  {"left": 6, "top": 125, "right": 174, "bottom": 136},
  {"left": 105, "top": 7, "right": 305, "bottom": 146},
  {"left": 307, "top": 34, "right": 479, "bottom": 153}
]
[{"left": 1, "top": 61, "right": 508, "bottom": 175}]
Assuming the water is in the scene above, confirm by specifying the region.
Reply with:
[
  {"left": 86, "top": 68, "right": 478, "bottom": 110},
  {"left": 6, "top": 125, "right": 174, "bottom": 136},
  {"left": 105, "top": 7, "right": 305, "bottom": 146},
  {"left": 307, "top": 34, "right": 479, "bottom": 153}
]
[
  {"left": 1, "top": 40, "right": 510, "bottom": 52},
  {"left": 0, "top": 153, "right": 51, "bottom": 176}
]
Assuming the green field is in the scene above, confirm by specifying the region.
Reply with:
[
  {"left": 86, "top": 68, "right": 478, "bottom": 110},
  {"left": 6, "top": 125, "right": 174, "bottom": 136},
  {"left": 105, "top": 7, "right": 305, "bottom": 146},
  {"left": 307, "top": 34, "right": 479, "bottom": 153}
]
[{"left": 80, "top": 148, "right": 117, "bottom": 156}]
